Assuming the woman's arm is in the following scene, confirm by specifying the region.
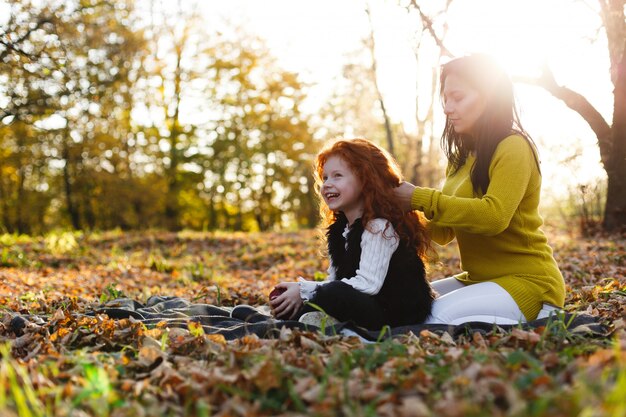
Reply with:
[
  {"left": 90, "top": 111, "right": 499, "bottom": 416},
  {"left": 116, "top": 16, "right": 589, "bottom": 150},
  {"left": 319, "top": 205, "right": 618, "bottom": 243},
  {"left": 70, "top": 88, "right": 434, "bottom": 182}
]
[
  {"left": 426, "top": 220, "right": 456, "bottom": 246},
  {"left": 396, "top": 182, "right": 455, "bottom": 245},
  {"left": 412, "top": 136, "right": 536, "bottom": 236},
  {"left": 395, "top": 181, "right": 417, "bottom": 212}
]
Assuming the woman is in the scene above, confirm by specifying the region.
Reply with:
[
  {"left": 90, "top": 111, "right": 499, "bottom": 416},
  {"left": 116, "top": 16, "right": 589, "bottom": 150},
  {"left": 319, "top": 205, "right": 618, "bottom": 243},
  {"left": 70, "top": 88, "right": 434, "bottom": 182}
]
[{"left": 395, "top": 54, "right": 565, "bottom": 325}]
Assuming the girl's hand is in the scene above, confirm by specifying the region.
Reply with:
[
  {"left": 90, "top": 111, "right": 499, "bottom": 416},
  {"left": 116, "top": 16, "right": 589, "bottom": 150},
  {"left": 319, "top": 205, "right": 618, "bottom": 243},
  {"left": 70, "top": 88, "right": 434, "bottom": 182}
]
[
  {"left": 270, "top": 282, "right": 303, "bottom": 320},
  {"left": 394, "top": 181, "right": 416, "bottom": 212}
]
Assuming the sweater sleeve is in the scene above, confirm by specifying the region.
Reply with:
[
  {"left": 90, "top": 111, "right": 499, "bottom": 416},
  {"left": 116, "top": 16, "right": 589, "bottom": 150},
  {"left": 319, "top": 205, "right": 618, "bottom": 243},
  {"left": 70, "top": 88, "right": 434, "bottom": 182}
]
[
  {"left": 426, "top": 220, "right": 456, "bottom": 246},
  {"left": 298, "top": 262, "right": 336, "bottom": 301},
  {"left": 339, "top": 218, "right": 399, "bottom": 295},
  {"left": 411, "top": 136, "right": 535, "bottom": 236}
]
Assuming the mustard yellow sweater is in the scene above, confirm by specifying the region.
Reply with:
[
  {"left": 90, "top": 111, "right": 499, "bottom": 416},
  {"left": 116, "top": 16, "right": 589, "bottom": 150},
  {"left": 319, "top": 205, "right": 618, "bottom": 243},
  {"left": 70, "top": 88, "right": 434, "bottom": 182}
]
[{"left": 411, "top": 134, "right": 565, "bottom": 320}]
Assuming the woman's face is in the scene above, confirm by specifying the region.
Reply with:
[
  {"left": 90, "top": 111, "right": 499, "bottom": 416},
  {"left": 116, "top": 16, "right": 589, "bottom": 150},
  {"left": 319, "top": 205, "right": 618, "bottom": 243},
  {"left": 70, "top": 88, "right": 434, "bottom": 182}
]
[{"left": 442, "top": 73, "right": 487, "bottom": 137}]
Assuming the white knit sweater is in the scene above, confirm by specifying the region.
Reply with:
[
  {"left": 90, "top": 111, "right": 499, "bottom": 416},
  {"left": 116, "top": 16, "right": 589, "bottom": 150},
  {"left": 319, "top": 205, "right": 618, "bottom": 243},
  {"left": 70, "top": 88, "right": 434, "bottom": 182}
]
[{"left": 299, "top": 218, "right": 399, "bottom": 300}]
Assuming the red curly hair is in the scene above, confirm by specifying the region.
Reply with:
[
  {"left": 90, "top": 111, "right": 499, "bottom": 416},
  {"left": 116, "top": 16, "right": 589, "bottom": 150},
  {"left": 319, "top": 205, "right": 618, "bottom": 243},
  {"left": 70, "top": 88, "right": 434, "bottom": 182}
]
[{"left": 314, "top": 138, "right": 430, "bottom": 260}]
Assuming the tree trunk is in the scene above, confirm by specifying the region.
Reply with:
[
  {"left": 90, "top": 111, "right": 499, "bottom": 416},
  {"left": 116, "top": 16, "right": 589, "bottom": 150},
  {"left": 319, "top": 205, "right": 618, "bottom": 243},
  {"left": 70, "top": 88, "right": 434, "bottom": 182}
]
[
  {"left": 15, "top": 132, "right": 27, "bottom": 234},
  {"left": 233, "top": 207, "right": 243, "bottom": 231},
  {"left": 255, "top": 210, "right": 267, "bottom": 232},
  {"left": 604, "top": 170, "right": 626, "bottom": 231},
  {"left": 407, "top": 2, "right": 450, "bottom": 186},
  {"left": 379, "top": 98, "right": 395, "bottom": 155},
  {"left": 0, "top": 176, "right": 12, "bottom": 232},
  {"left": 304, "top": 174, "right": 319, "bottom": 227},
  {"left": 84, "top": 188, "right": 97, "bottom": 230},
  {"left": 365, "top": 4, "right": 394, "bottom": 155},
  {"left": 164, "top": 45, "right": 183, "bottom": 231},
  {"left": 603, "top": 36, "right": 626, "bottom": 231},
  {"left": 62, "top": 131, "right": 80, "bottom": 230},
  {"left": 16, "top": 164, "right": 27, "bottom": 235},
  {"left": 408, "top": 63, "right": 425, "bottom": 185},
  {"left": 207, "top": 194, "right": 217, "bottom": 230}
]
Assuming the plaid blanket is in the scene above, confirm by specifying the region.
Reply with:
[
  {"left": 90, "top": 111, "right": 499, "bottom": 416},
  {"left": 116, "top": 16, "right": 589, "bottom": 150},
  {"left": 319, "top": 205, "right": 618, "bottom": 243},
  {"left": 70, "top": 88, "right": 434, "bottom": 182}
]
[{"left": 9, "top": 295, "right": 610, "bottom": 341}]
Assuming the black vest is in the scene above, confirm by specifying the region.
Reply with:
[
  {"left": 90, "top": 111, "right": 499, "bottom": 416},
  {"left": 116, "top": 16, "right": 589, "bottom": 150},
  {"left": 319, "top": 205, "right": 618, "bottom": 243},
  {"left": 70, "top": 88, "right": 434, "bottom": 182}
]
[{"left": 327, "top": 214, "right": 434, "bottom": 326}]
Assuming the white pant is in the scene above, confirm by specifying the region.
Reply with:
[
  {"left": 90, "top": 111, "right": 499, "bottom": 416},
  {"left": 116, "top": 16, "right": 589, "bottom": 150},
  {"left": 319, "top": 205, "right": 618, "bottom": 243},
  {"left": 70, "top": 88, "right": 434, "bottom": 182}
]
[{"left": 425, "top": 277, "right": 560, "bottom": 325}]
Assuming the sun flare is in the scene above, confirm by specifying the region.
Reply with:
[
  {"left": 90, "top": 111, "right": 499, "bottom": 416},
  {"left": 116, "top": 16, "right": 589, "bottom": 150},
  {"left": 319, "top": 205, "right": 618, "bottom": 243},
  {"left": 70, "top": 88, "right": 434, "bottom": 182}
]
[{"left": 444, "top": 0, "right": 603, "bottom": 81}]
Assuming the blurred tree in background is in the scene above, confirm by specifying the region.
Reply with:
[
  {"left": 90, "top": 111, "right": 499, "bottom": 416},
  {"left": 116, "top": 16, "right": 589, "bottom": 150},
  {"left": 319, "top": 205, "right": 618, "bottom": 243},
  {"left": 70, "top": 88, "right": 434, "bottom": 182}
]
[
  {"left": 6, "top": 0, "right": 615, "bottom": 234},
  {"left": 0, "top": 0, "right": 321, "bottom": 232},
  {"left": 1, "top": 0, "right": 150, "bottom": 232}
]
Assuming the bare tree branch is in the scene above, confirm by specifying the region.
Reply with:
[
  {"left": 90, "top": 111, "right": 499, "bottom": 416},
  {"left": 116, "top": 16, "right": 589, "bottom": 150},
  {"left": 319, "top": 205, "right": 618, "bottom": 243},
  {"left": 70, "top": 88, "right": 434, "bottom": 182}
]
[
  {"left": 408, "top": 0, "right": 454, "bottom": 58},
  {"left": 513, "top": 65, "right": 612, "bottom": 168},
  {"left": 0, "top": 16, "right": 53, "bottom": 62}
]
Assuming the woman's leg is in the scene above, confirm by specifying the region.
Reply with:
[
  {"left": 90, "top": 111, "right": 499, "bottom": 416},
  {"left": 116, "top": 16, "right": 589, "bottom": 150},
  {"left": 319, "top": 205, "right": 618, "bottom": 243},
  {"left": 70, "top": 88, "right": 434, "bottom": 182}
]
[
  {"left": 425, "top": 281, "right": 526, "bottom": 325},
  {"left": 299, "top": 281, "right": 386, "bottom": 330},
  {"left": 431, "top": 277, "right": 466, "bottom": 296}
]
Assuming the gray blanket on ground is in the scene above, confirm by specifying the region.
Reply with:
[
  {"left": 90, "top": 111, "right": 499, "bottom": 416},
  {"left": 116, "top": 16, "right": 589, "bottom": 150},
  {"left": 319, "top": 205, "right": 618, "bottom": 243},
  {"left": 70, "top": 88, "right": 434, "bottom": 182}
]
[{"left": 9, "top": 296, "right": 610, "bottom": 341}]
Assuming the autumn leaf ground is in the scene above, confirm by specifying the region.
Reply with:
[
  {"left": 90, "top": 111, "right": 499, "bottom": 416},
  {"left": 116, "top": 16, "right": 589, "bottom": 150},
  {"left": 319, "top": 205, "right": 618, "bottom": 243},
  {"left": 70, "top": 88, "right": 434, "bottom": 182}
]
[{"left": 0, "top": 226, "right": 624, "bottom": 417}]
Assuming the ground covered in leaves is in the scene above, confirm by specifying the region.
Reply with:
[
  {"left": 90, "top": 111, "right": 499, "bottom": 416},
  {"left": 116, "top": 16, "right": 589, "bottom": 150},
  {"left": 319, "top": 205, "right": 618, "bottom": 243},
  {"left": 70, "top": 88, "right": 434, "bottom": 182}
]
[{"left": 0, "top": 226, "right": 624, "bottom": 416}]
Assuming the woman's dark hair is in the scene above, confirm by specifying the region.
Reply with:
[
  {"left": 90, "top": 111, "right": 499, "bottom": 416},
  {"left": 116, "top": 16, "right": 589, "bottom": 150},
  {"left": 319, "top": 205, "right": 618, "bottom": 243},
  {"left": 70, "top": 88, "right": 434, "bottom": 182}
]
[{"left": 440, "top": 54, "right": 540, "bottom": 195}]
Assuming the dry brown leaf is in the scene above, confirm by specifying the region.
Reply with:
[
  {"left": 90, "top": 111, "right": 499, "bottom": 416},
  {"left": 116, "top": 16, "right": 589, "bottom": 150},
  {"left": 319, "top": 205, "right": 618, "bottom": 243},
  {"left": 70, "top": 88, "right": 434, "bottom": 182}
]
[
  {"left": 299, "top": 335, "right": 325, "bottom": 352},
  {"left": 137, "top": 344, "right": 163, "bottom": 368},
  {"left": 472, "top": 332, "right": 487, "bottom": 348},
  {"left": 399, "top": 395, "right": 431, "bottom": 417}
]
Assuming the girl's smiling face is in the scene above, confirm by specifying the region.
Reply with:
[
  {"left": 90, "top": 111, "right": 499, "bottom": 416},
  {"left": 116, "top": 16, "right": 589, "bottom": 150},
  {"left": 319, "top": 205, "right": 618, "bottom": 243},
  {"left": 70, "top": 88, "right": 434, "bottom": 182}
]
[
  {"left": 442, "top": 73, "right": 487, "bottom": 137},
  {"left": 321, "top": 155, "right": 364, "bottom": 225}
]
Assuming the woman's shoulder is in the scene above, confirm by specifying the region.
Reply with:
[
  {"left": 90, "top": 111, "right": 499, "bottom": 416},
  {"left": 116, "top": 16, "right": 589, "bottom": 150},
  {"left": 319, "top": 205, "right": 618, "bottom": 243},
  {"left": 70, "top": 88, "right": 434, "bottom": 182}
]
[
  {"left": 499, "top": 133, "right": 535, "bottom": 152},
  {"left": 500, "top": 133, "right": 526, "bottom": 146},
  {"left": 496, "top": 134, "right": 538, "bottom": 161}
]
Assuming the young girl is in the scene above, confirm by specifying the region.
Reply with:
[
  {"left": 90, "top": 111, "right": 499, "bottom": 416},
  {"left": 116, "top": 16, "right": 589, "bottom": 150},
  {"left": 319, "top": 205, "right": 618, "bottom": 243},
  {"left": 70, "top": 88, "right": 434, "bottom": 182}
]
[{"left": 270, "top": 139, "right": 434, "bottom": 330}]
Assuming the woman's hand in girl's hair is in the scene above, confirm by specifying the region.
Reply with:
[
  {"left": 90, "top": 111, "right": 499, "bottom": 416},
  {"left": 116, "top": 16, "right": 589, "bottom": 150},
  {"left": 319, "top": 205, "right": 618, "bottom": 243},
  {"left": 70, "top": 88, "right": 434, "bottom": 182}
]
[
  {"left": 269, "top": 282, "right": 303, "bottom": 320},
  {"left": 394, "top": 181, "right": 416, "bottom": 212}
]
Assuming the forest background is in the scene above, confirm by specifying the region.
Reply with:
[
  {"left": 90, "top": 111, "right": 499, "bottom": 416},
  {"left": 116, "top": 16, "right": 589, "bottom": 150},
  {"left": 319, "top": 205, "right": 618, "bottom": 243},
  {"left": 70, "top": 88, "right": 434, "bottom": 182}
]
[
  {"left": 1, "top": 2, "right": 625, "bottom": 416},
  {"left": 1, "top": 0, "right": 623, "bottom": 235}
]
